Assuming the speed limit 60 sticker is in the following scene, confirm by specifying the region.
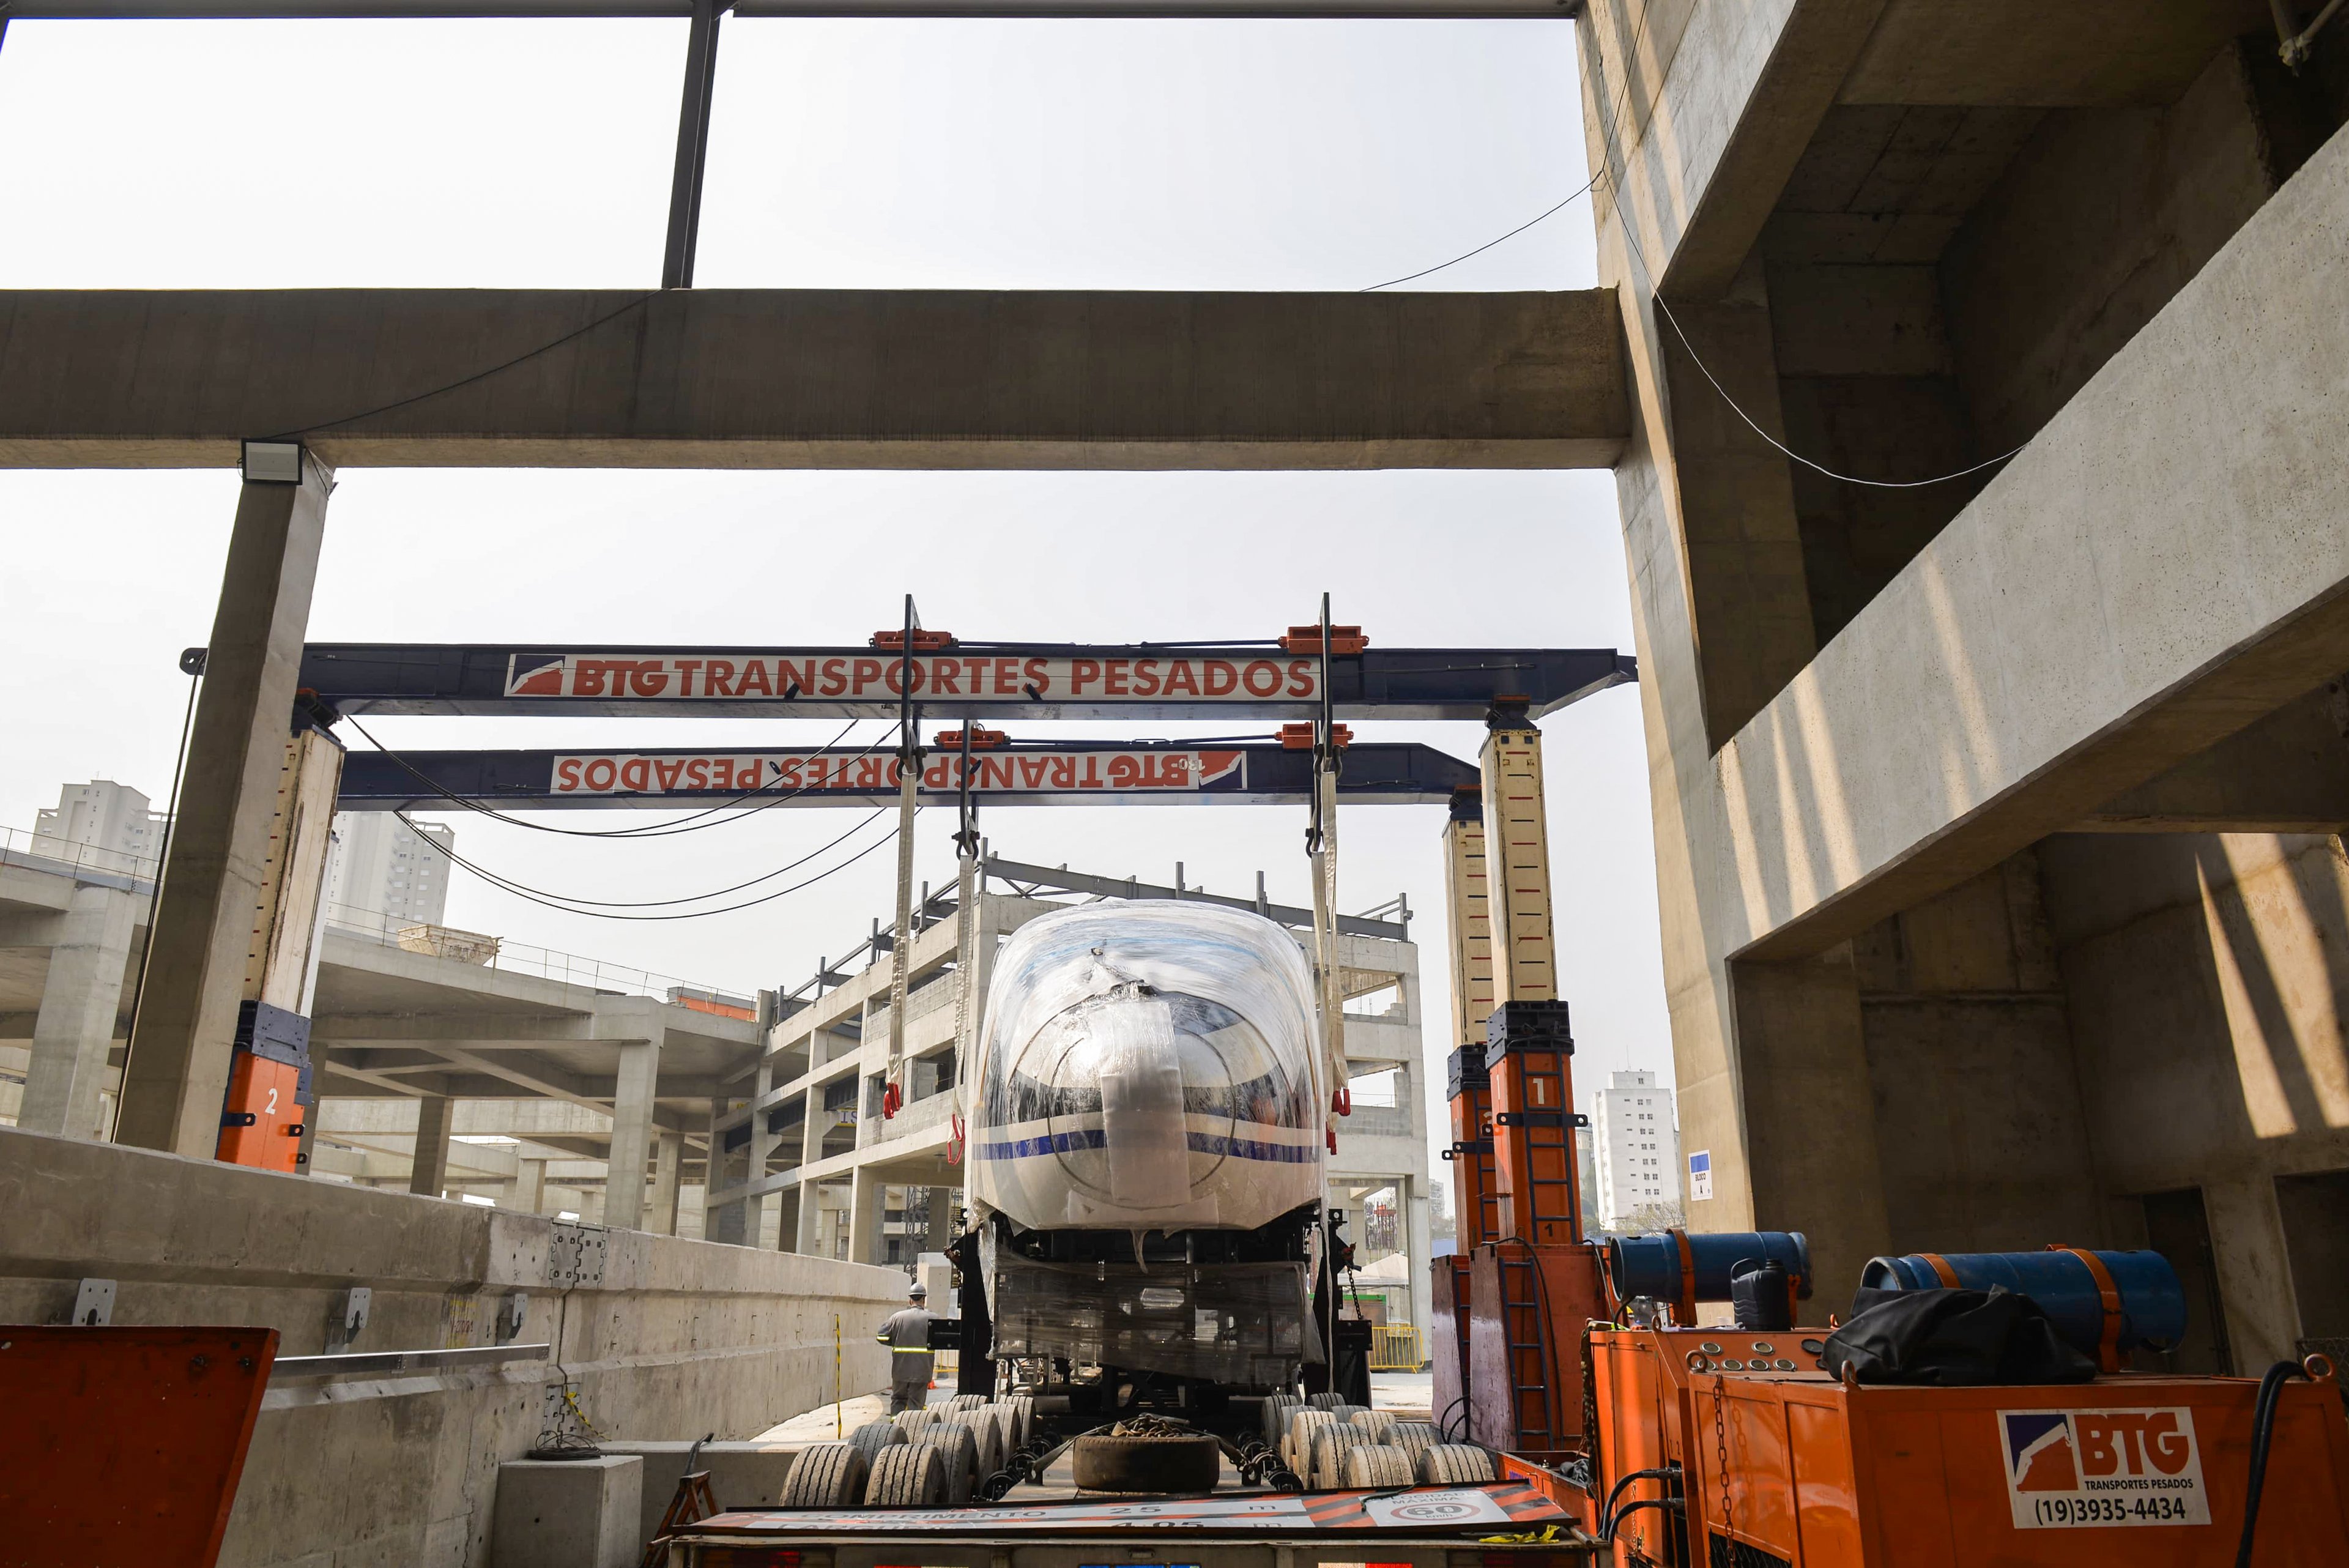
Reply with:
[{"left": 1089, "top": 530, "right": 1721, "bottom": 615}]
[{"left": 2000, "top": 1408, "right": 2210, "bottom": 1528}]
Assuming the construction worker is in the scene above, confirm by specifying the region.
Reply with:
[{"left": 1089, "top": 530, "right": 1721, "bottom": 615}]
[{"left": 875, "top": 1280, "right": 936, "bottom": 1414}]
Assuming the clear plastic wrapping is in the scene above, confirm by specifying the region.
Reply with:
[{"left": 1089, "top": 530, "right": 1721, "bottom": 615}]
[
  {"left": 988, "top": 1249, "right": 1312, "bottom": 1383},
  {"left": 968, "top": 901, "right": 1326, "bottom": 1234}
]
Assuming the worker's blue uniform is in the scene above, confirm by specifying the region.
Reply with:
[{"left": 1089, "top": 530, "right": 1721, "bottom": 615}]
[{"left": 876, "top": 1304, "right": 936, "bottom": 1413}]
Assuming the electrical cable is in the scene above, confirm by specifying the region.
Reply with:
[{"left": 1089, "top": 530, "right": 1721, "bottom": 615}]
[
  {"left": 2235, "top": 1359, "right": 2311, "bottom": 1568},
  {"left": 396, "top": 801, "right": 897, "bottom": 914},
  {"left": 343, "top": 712, "right": 886, "bottom": 838},
  {"left": 1359, "top": 0, "right": 1655, "bottom": 292},
  {"left": 265, "top": 293, "right": 655, "bottom": 441}
]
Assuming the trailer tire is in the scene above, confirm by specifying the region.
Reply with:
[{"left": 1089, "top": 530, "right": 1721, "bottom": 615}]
[
  {"left": 979, "top": 1403, "right": 1018, "bottom": 1465},
  {"left": 891, "top": 1408, "right": 940, "bottom": 1438},
  {"left": 1005, "top": 1394, "right": 1035, "bottom": 1451},
  {"left": 1388, "top": 1422, "right": 1437, "bottom": 1471},
  {"left": 1343, "top": 1445, "right": 1416, "bottom": 1488},
  {"left": 946, "top": 1393, "right": 987, "bottom": 1413},
  {"left": 1262, "top": 1394, "right": 1303, "bottom": 1445},
  {"left": 1307, "top": 1392, "right": 1346, "bottom": 1410},
  {"left": 1070, "top": 1433, "right": 1222, "bottom": 1495},
  {"left": 1284, "top": 1409, "right": 1335, "bottom": 1471},
  {"left": 921, "top": 1422, "right": 981, "bottom": 1505},
  {"left": 1328, "top": 1403, "right": 1368, "bottom": 1422},
  {"left": 1419, "top": 1444, "right": 1496, "bottom": 1485},
  {"left": 781, "top": 1443, "right": 870, "bottom": 1507},
  {"left": 946, "top": 1410, "right": 1002, "bottom": 1478},
  {"left": 864, "top": 1442, "right": 948, "bottom": 1507},
  {"left": 1310, "top": 1425, "right": 1365, "bottom": 1489},
  {"left": 1348, "top": 1410, "right": 1397, "bottom": 1443},
  {"left": 845, "top": 1420, "right": 905, "bottom": 1468}
]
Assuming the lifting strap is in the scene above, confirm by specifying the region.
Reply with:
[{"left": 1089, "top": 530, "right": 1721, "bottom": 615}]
[{"left": 883, "top": 595, "right": 920, "bottom": 1118}]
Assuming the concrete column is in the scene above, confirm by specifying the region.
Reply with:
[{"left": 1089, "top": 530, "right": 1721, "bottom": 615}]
[
  {"left": 1405, "top": 1173, "right": 1434, "bottom": 1339},
  {"left": 795, "top": 1176, "right": 825, "bottom": 1254},
  {"left": 514, "top": 1157, "right": 547, "bottom": 1215},
  {"left": 605, "top": 1034, "right": 663, "bottom": 1230},
  {"left": 648, "top": 1128, "right": 685, "bottom": 1234},
  {"left": 746, "top": 1057, "right": 780, "bottom": 1246},
  {"left": 410, "top": 1093, "right": 454, "bottom": 1198},
  {"left": 1727, "top": 949, "right": 1891, "bottom": 1301},
  {"left": 118, "top": 456, "right": 332, "bottom": 1156},
  {"left": 20, "top": 885, "right": 138, "bottom": 1139},
  {"left": 775, "top": 1185, "right": 801, "bottom": 1252},
  {"left": 848, "top": 1165, "right": 882, "bottom": 1265}
]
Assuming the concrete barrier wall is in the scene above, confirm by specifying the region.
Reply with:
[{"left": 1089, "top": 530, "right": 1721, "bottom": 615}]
[{"left": 0, "top": 1126, "right": 900, "bottom": 1568}]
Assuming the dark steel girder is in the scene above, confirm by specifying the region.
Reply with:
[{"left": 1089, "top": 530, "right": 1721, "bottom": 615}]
[{"left": 336, "top": 738, "right": 1482, "bottom": 809}]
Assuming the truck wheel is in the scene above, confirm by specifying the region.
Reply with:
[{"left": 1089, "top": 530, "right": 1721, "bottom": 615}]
[
  {"left": 1262, "top": 1394, "right": 1303, "bottom": 1445},
  {"left": 1388, "top": 1421, "right": 1437, "bottom": 1471},
  {"left": 947, "top": 1410, "right": 1002, "bottom": 1477},
  {"left": 1005, "top": 1394, "right": 1035, "bottom": 1451},
  {"left": 1349, "top": 1410, "right": 1397, "bottom": 1443},
  {"left": 1284, "top": 1409, "right": 1334, "bottom": 1471},
  {"left": 1418, "top": 1444, "right": 1496, "bottom": 1485},
  {"left": 1343, "top": 1445, "right": 1416, "bottom": 1488},
  {"left": 946, "top": 1393, "right": 986, "bottom": 1412},
  {"left": 1070, "top": 1433, "right": 1221, "bottom": 1494},
  {"left": 780, "top": 1442, "right": 870, "bottom": 1507},
  {"left": 892, "top": 1408, "right": 940, "bottom": 1438},
  {"left": 1328, "top": 1403, "right": 1368, "bottom": 1422},
  {"left": 864, "top": 1443, "right": 948, "bottom": 1507},
  {"left": 845, "top": 1419, "right": 905, "bottom": 1468},
  {"left": 1310, "top": 1425, "right": 1364, "bottom": 1489},
  {"left": 920, "top": 1423, "right": 980, "bottom": 1505},
  {"left": 1307, "top": 1392, "right": 1346, "bottom": 1410}
]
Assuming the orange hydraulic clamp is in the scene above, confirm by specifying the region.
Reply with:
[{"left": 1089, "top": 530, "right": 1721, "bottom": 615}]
[{"left": 215, "top": 999, "right": 311, "bottom": 1173}]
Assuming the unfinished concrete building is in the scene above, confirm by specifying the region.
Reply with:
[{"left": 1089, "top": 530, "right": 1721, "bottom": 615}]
[{"left": 1581, "top": 1, "right": 2349, "bottom": 1367}]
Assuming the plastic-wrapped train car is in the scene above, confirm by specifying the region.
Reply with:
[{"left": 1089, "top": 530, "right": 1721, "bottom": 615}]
[{"left": 965, "top": 901, "right": 1330, "bottom": 1429}]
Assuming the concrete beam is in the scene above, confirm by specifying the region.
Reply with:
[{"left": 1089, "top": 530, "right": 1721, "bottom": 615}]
[
  {"left": 409, "top": 1093, "right": 454, "bottom": 1197},
  {"left": 0, "top": 289, "right": 1629, "bottom": 470},
  {"left": 2077, "top": 685, "right": 2349, "bottom": 833},
  {"left": 117, "top": 455, "right": 332, "bottom": 1157}
]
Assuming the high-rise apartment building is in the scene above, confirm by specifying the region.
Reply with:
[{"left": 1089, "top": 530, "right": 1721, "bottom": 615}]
[
  {"left": 32, "top": 780, "right": 171, "bottom": 871},
  {"left": 325, "top": 812, "right": 458, "bottom": 929},
  {"left": 1589, "top": 1068, "right": 1681, "bottom": 1232}
]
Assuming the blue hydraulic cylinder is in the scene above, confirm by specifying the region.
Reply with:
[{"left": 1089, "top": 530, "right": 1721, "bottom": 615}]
[
  {"left": 1605, "top": 1230, "right": 1813, "bottom": 1306},
  {"left": 1859, "top": 1250, "right": 2186, "bottom": 1356}
]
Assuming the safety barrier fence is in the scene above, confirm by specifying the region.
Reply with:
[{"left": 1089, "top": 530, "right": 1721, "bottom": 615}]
[{"left": 1368, "top": 1323, "right": 1426, "bottom": 1370}]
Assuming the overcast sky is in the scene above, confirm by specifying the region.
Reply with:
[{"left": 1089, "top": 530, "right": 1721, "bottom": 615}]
[{"left": 0, "top": 15, "right": 1664, "bottom": 1197}]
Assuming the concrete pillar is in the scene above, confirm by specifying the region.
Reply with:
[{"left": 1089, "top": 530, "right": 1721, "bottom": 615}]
[
  {"left": 746, "top": 1058, "right": 780, "bottom": 1246},
  {"left": 648, "top": 1128, "right": 684, "bottom": 1235},
  {"left": 847, "top": 1165, "right": 881, "bottom": 1265},
  {"left": 604, "top": 1033, "right": 663, "bottom": 1230},
  {"left": 515, "top": 1157, "right": 548, "bottom": 1214},
  {"left": 795, "top": 1177, "right": 824, "bottom": 1254},
  {"left": 1405, "top": 1173, "right": 1434, "bottom": 1338},
  {"left": 1727, "top": 949, "right": 1891, "bottom": 1302},
  {"left": 118, "top": 456, "right": 332, "bottom": 1156},
  {"left": 410, "top": 1093, "right": 454, "bottom": 1198},
  {"left": 20, "top": 884, "right": 138, "bottom": 1139},
  {"left": 775, "top": 1185, "right": 801, "bottom": 1252}
]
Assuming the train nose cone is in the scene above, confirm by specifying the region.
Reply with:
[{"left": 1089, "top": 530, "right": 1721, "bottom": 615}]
[{"left": 1079, "top": 992, "right": 1189, "bottom": 1209}]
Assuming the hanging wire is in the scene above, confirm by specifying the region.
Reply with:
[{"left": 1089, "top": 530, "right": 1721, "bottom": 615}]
[{"left": 396, "top": 804, "right": 906, "bottom": 923}]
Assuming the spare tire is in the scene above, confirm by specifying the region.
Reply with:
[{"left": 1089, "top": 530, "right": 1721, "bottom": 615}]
[
  {"left": 1344, "top": 1445, "right": 1416, "bottom": 1488},
  {"left": 1419, "top": 1444, "right": 1496, "bottom": 1485},
  {"left": 1071, "top": 1432, "right": 1222, "bottom": 1494},
  {"left": 780, "top": 1443, "right": 870, "bottom": 1507},
  {"left": 920, "top": 1422, "right": 981, "bottom": 1505},
  {"left": 864, "top": 1442, "right": 948, "bottom": 1507}
]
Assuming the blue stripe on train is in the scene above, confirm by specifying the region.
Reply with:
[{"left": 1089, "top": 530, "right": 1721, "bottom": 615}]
[{"left": 975, "top": 1129, "right": 1316, "bottom": 1163}]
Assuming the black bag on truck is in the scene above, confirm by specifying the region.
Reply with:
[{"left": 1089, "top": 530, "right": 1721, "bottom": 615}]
[{"left": 1822, "top": 1285, "right": 2098, "bottom": 1386}]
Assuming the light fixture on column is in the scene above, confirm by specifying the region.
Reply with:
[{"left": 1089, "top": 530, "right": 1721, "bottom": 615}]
[{"left": 240, "top": 439, "right": 305, "bottom": 485}]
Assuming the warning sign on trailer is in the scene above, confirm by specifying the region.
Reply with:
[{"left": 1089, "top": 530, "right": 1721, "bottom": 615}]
[
  {"left": 1999, "top": 1408, "right": 2210, "bottom": 1528},
  {"left": 691, "top": 1482, "right": 1568, "bottom": 1536}
]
